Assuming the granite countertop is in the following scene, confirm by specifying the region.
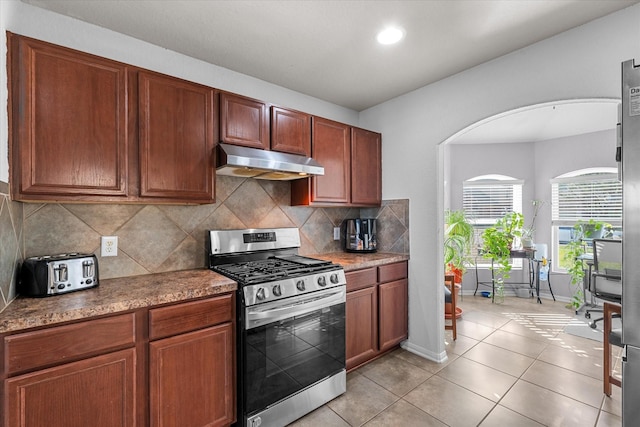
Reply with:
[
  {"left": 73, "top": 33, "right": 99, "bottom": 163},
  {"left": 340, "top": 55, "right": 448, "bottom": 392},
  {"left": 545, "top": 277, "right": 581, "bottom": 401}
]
[
  {"left": 312, "top": 252, "right": 410, "bottom": 271},
  {"left": 0, "top": 253, "right": 408, "bottom": 335},
  {"left": 0, "top": 269, "right": 236, "bottom": 334}
]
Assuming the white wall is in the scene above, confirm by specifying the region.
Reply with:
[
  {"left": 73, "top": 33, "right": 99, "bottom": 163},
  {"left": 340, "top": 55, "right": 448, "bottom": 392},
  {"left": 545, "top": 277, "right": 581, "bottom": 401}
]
[
  {"left": 360, "top": 5, "right": 640, "bottom": 361},
  {"left": 447, "top": 129, "right": 617, "bottom": 301},
  {"left": 448, "top": 142, "right": 536, "bottom": 295},
  {"left": 0, "top": 0, "right": 360, "bottom": 182},
  {"left": 535, "top": 129, "right": 618, "bottom": 297}
]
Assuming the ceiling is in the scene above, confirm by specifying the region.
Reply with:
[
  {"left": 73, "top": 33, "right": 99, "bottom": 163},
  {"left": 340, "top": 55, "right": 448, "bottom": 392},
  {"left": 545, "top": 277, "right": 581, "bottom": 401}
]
[
  {"left": 22, "top": 0, "right": 638, "bottom": 112},
  {"left": 450, "top": 99, "right": 620, "bottom": 144}
]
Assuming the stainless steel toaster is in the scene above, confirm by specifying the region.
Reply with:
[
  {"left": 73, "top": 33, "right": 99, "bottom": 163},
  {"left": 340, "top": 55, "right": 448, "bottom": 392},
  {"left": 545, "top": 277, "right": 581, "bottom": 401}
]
[{"left": 19, "top": 253, "right": 99, "bottom": 297}]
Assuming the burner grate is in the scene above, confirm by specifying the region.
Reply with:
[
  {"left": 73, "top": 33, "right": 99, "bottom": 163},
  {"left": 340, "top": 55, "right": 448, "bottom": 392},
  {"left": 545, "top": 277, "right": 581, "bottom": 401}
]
[{"left": 214, "top": 257, "right": 336, "bottom": 285}]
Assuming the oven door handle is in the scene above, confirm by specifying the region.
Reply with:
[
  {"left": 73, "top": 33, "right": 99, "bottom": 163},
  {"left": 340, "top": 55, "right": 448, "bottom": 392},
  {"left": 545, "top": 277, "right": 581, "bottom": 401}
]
[{"left": 245, "top": 287, "right": 345, "bottom": 329}]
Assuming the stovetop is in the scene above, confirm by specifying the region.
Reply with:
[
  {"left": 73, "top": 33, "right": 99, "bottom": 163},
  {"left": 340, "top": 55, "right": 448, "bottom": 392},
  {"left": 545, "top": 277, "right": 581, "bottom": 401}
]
[
  {"left": 213, "top": 256, "right": 345, "bottom": 306},
  {"left": 213, "top": 256, "right": 335, "bottom": 285},
  {"left": 208, "top": 228, "right": 346, "bottom": 305}
]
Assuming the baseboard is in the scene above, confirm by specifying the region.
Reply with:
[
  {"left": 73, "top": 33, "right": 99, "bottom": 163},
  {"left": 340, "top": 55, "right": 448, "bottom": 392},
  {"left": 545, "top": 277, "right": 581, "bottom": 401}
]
[
  {"left": 401, "top": 340, "right": 448, "bottom": 363},
  {"left": 459, "top": 289, "right": 571, "bottom": 304}
]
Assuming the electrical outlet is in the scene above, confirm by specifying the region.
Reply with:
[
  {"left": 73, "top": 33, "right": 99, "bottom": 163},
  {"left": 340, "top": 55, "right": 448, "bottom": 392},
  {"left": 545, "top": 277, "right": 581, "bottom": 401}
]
[
  {"left": 333, "top": 227, "right": 341, "bottom": 240},
  {"left": 101, "top": 236, "right": 118, "bottom": 257}
]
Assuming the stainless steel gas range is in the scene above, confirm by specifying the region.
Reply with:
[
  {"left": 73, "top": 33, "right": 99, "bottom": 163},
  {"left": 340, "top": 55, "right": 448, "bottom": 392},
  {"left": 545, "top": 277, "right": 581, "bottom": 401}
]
[{"left": 207, "top": 228, "right": 347, "bottom": 427}]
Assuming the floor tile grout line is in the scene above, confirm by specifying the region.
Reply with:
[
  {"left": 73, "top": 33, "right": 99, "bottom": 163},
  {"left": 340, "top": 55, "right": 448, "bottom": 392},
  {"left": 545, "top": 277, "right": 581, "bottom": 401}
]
[
  {"left": 316, "top": 297, "right": 620, "bottom": 427},
  {"left": 341, "top": 370, "right": 404, "bottom": 427},
  {"left": 451, "top": 305, "right": 612, "bottom": 424},
  {"left": 444, "top": 323, "right": 535, "bottom": 423},
  {"left": 467, "top": 300, "right": 620, "bottom": 425}
]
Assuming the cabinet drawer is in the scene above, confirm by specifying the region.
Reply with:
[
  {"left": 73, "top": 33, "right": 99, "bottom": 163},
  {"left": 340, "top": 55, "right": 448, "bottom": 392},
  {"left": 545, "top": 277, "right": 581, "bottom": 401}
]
[
  {"left": 4, "top": 313, "right": 136, "bottom": 375},
  {"left": 378, "top": 261, "right": 408, "bottom": 283},
  {"left": 149, "top": 293, "right": 234, "bottom": 340},
  {"left": 346, "top": 267, "right": 377, "bottom": 292}
]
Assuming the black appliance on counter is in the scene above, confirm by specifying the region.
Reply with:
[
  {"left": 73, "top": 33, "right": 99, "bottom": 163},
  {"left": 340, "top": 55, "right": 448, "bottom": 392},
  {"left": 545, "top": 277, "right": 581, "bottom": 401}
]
[
  {"left": 207, "top": 228, "right": 346, "bottom": 427},
  {"left": 344, "top": 218, "right": 377, "bottom": 253}
]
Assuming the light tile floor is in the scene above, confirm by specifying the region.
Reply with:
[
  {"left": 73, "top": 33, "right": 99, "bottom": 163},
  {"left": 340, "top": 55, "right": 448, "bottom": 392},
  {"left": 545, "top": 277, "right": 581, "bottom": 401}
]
[{"left": 290, "top": 295, "right": 622, "bottom": 427}]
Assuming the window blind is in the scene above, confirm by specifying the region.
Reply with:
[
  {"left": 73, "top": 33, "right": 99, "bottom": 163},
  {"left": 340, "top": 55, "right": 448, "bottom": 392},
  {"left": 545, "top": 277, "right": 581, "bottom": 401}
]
[
  {"left": 551, "top": 174, "right": 622, "bottom": 225},
  {"left": 463, "top": 181, "right": 523, "bottom": 225}
]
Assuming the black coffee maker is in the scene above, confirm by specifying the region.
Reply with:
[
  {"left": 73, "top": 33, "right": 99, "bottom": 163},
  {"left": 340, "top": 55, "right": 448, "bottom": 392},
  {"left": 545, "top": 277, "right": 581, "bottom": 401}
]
[{"left": 344, "top": 218, "right": 377, "bottom": 253}]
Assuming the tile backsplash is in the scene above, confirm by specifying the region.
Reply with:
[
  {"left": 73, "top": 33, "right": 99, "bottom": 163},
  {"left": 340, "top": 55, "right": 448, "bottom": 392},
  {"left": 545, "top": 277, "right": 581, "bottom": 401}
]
[
  {"left": 0, "top": 176, "right": 409, "bottom": 310},
  {"left": 0, "top": 182, "right": 24, "bottom": 312}
]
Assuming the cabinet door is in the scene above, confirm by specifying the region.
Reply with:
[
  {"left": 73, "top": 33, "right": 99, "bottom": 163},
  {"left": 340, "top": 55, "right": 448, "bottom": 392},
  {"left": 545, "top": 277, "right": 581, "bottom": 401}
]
[
  {"left": 293, "top": 117, "right": 350, "bottom": 205},
  {"left": 378, "top": 279, "right": 408, "bottom": 352},
  {"left": 271, "top": 106, "right": 311, "bottom": 156},
  {"left": 346, "top": 286, "right": 378, "bottom": 370},
  {"left": 351, "top": 127, "right": 382, "bottom": 206},
  {"left": 9, "top": 33, "right": 129, "bottom": 200},
  {"left": 219, "top": 92, "right": 269, "bottom": 150},
  {"left": 138, "top": 71, "right": 215, "bottom": 203},
  {"left": 149, "top": 323, "right": 235, "bottom": 427},
  {"left": 5, "top": 348, "right": 136, "bottom": 427}
]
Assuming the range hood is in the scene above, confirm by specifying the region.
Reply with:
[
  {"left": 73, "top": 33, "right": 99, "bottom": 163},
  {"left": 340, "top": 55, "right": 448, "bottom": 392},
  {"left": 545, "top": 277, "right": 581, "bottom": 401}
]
[{"left": 216, "top": 143, "right": 324, "bottom": 181}]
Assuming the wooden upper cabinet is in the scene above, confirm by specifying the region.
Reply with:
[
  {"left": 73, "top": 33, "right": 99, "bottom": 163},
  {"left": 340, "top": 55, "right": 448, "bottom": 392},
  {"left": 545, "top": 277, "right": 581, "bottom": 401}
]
[
  {"left": 351, "top": 127, "right": 382, "bottom": 206},
  {"left": 271, "top": 106, "right": 311, "bottom": 156},
  {"left": 9, "top": 33, "right": 129, "bottom": 200},
  {"left": 292, "top": 117, "right": 382, "bottom": 207},
  {"left": 138, "top": 71, "right": 216, "bottom": 203},
  {"left": 309, "top": 117, "right": 350, "bottom": 204},
  {"left": 219, "top": 92, "right": 269, "bottom": 150}
]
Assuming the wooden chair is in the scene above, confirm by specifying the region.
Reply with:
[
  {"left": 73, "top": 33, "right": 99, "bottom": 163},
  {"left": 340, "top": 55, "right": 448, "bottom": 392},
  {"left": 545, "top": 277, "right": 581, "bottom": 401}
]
[
  {"left": 603, "top": 302, "right": 622, "bottom": 396},
  {"left": 445, "top": 274, "right": 457, "bottom": 340}
]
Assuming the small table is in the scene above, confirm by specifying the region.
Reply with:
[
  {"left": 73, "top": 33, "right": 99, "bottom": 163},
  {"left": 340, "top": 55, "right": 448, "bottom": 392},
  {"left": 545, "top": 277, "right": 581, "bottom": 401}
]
[
  {"left": 475, "top": 249, "right": 551, "bottom": 303},
  {"left": 574, "top": 254, "right": 594, "bottom": 314},
  {"left": 530, "top": 258, "right": 556, "bottom": 303}
]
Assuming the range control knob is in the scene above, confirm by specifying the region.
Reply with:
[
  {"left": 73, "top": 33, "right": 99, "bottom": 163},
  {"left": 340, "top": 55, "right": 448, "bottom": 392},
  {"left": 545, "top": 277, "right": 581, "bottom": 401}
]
[
  {"left": 256, "top": 287, "right": 268, "bottom": 301},
  {"left": 296, "top": 280, "right": 305, "bottom": 291},
  {"left": 272, "top": 284, "right": 282, "bottom": 297},
  {"left": 330, "top": 273, "right": 340, "bottom": 284},
  {"left": 317, "top": 276, "right": 327, "bottom": 287}
]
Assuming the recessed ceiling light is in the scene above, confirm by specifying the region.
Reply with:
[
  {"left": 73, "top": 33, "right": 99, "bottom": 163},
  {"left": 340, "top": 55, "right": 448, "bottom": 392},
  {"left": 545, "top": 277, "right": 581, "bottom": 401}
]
[{"left": 377, "top": 27, "right": 405, "bottom": 45}]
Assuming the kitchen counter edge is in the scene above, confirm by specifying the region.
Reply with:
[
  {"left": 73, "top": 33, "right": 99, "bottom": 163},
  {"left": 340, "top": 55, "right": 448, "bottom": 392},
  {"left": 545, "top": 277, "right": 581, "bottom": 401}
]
[
  {"left": 312, "top": 252, "right": 410, "bottom": 272},
  {"left": 0, "top": 254, "right": 409, "bottom": 334},
  {"left": 0, "top": 269, "right": 236, "bottom": 334}
]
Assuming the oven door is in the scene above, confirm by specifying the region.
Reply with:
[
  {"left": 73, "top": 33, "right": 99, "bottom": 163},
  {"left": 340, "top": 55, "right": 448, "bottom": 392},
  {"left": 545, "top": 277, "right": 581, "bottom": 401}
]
[{"left": 242, "top": 286, "right": 346, "bottom": 418}]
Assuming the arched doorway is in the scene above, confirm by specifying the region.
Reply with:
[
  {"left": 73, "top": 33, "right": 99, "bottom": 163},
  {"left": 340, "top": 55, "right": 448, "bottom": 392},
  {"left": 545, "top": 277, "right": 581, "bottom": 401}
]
[{"left": 438, "top": 98, "right": 619, "bottom": 325}]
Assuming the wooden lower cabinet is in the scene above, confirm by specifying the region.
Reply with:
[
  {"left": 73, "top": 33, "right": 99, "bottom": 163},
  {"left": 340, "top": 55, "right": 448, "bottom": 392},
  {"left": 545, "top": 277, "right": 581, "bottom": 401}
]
[
  {"left": 5, "top": 348, "right": 136, "bottom": 427},
  {"left": 379, "top": 279, "right": 409, "bottom": 351},
  {"left": 346, "top": 261, "right": 408, "bottom": 371},
  {"left": 2, "top": 293, "right": 236, "bottom": 427},
  {"left": 149, "top": 323, "right": 235, "bottom": 427},
  {"left": 346, "top": 286, "right": 378, "bottom": 370}
]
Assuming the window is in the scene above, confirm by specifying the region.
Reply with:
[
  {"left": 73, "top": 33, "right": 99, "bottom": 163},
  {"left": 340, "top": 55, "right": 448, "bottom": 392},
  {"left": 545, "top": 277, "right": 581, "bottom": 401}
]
[
  {"left": 463, "top": 175, "right": 523, "bottom": 267},
  {"left": 551, "top": 168, "right": 622, "bottom": 271}
]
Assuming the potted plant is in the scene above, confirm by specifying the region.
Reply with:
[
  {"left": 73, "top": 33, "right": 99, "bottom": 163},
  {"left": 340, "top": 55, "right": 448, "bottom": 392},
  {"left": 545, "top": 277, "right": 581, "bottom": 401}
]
[
  {"left": 564, "top": 219, "right": 612, "bottom": 310},
  {"left": 481, "top": 212, "right": 524, "bottom": 302},
  {"left": 444, "top": 209, "right": 474, "bottom": 318},
  {"left": 444, "top": 209, "right": 475, "bottom": 282},
  {"left": 521, "top": 200, "right": 545, "bottom": 249}
]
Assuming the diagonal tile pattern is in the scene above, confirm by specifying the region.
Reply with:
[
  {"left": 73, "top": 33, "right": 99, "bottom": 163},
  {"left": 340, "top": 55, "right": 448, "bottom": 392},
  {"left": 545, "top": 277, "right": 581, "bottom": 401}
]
[
  {"left": 291, "top": 296, "right": 622, "bottom": 427},
  {"left": 0, "top": 183, "right": 23, "bottom": 311},
  {"left": 1, "top": 177, "right": 409, "bottom": 307}
]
